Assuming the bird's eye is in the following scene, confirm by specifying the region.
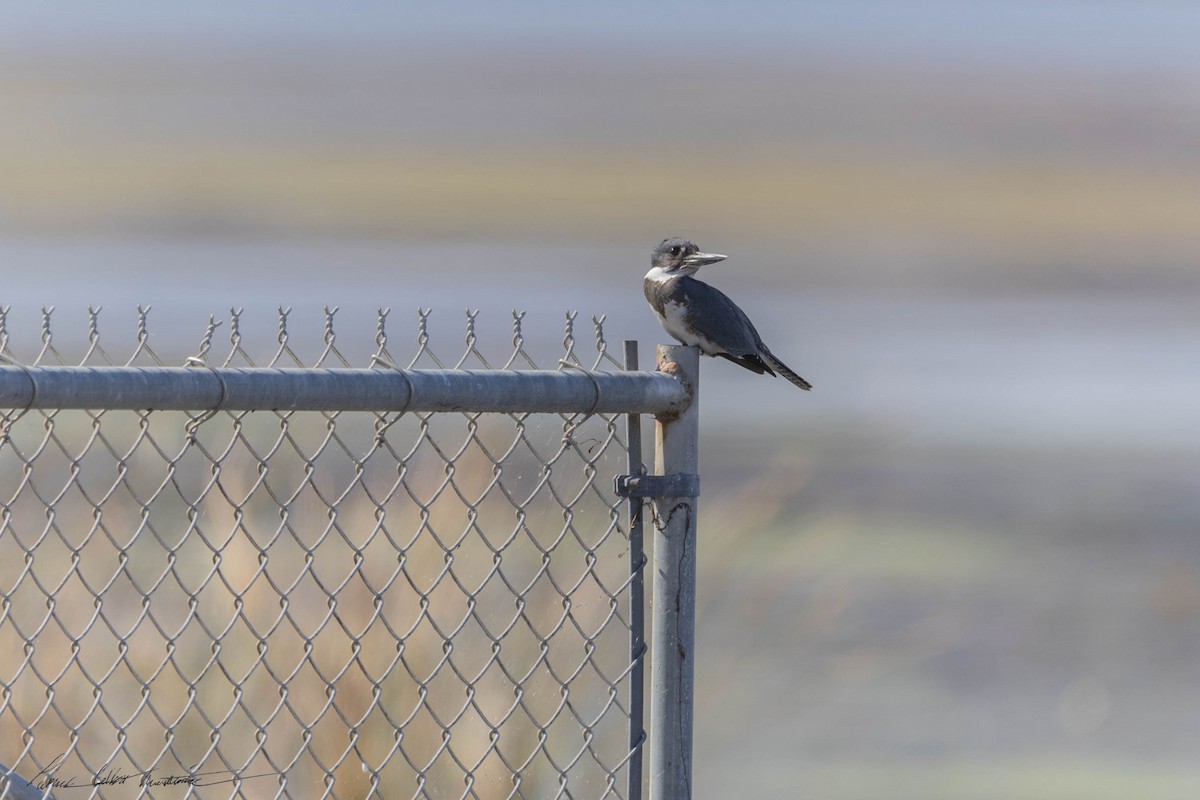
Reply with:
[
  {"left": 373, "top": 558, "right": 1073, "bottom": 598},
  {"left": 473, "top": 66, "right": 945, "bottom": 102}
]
[{"left": 669, "top": 246, "right": 681, "bottom": 256}]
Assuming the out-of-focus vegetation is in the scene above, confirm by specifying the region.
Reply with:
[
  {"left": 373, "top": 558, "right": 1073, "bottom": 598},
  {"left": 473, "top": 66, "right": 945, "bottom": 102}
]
[
  {"left": 1, "top": 46, "right": 1198, "bottom": 291},
  {"left": 2, "top": 141, "right": 1197, "bottom": 246}
]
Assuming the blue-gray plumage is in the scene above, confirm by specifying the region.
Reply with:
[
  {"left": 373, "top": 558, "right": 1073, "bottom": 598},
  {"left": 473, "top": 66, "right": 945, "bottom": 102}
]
[{"left": 644, "top": 237, "right": 812, "bottom": 390}]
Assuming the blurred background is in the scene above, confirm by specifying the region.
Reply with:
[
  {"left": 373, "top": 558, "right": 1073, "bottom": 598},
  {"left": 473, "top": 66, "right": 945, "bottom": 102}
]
[{"left": 2, "top": 2, "right": 1199, "bottom": 797}]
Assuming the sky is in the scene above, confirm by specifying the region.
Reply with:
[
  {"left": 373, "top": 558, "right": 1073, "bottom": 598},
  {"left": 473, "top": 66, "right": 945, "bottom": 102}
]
[{"left": 2, "top": 1, "right": 1198, "bottom": 75}]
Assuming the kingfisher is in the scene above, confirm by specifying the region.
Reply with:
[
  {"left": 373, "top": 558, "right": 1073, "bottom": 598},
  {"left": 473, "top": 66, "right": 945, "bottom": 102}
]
[{"left": 644, "top": 237, "right": 812, "bottom": 390}]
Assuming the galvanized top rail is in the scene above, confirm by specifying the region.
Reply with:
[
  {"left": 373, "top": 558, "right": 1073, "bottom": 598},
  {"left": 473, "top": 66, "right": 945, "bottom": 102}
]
[{"left": 0, "top": 365, "right": 689, "bottom": 415}]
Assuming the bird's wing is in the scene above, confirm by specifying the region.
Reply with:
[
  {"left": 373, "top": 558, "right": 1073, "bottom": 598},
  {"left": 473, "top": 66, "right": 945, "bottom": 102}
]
[
  {"left": 677, "top": 277, "right": 765, "bottom": 357},
  {"left": 678, "top": 277, "right": 813, "bottom": 390}
]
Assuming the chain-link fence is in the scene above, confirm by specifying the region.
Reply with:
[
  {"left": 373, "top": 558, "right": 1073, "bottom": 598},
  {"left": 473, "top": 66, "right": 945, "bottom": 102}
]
[{"left": 0, "top": 307, "right": 697, "bottom": 800}]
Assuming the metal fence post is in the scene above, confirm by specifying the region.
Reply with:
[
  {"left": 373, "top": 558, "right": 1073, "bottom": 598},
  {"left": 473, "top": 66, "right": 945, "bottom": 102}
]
[
  {"left": 624, "top": 340, "right": 647, "bottom": 800},
  {"left": 649, "top": 344, "right": 700, "bottom": 800}
]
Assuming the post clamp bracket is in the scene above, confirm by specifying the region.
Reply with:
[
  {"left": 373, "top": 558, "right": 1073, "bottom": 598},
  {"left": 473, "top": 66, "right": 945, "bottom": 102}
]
[{"left": 614, "top": 472, "right": 700, "bottom": 499}]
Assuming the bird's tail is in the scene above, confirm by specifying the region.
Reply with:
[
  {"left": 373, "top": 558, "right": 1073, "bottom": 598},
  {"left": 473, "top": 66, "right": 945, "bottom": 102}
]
[{"left": 761, "top": 348, "right": 812, "bottom": 391}]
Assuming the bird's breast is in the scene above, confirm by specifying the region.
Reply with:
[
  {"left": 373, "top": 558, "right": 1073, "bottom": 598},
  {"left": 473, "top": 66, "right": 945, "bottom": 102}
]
[
  {"left": 658, "top": 300, "right": 711, "bottom": 349},
  {"left": 644, "top": 277, "right": 722, "bottom": 353}
]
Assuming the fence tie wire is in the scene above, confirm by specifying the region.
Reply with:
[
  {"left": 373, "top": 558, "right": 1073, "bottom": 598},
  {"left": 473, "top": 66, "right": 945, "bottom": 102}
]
[{"left": 183, "top": 354, "right": 229, "bottom": 438}]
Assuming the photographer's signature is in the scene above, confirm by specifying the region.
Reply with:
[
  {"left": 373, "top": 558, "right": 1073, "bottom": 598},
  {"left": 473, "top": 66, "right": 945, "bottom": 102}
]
[{"left": 30, "top": 753, "right": 278, "bottom": 791}]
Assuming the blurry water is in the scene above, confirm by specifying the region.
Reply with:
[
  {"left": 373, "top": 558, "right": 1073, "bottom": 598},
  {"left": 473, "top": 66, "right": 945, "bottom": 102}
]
[{"left": 2, "top": 236, "right": 1197, "bottom": 452}]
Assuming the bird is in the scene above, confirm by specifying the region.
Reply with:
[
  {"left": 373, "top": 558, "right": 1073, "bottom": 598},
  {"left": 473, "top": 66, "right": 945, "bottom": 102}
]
[{"left": 644, "top": 237, "right": 812, "bottom": 390}]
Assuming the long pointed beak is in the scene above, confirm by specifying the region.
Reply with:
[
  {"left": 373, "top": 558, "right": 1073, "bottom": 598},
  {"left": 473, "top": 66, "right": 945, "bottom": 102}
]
[{"left": 683, "top": 251, "right": 727, "bottom": 267}]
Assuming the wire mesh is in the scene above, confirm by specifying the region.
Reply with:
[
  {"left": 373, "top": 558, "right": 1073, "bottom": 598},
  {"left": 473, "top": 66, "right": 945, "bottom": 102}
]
[{"left": 0, "top": 307, "right": 642, "bottom": 800}]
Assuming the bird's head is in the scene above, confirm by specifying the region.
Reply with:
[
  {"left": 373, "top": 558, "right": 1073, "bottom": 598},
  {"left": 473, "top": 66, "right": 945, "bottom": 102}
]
[{"left": 650, "top": 237, "right": 727, "bottom": 276}]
